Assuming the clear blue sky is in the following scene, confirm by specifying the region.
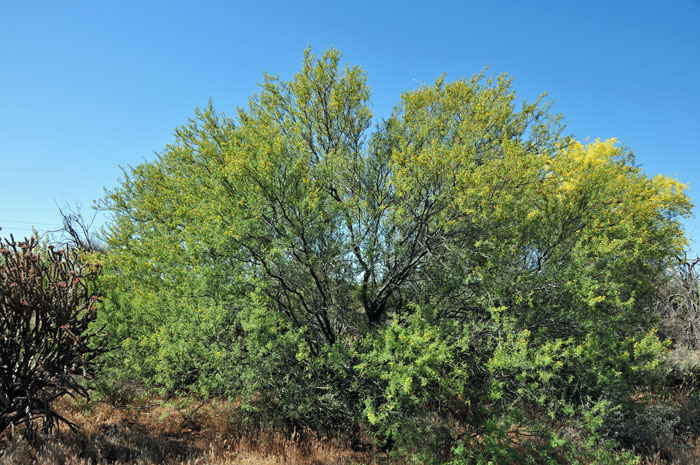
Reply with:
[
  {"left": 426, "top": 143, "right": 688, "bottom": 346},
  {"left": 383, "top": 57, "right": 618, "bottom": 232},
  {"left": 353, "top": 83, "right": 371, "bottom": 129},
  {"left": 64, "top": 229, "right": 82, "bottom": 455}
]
[{"left": 1, "top": 1, "right": 698, "bottom": 254}]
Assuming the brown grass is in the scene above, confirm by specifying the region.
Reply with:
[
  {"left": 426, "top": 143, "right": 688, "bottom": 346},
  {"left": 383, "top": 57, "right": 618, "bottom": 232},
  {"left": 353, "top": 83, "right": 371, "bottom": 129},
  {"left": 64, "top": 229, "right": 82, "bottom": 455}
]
[
  {"left": 3, "top": 394, "right": 700, "bottom": 464},
  {"left": 639, "top": 436, "right": 700, "bottom": 465},
  {"left": 0, "top": 396, "right": 381, "bottom": 465}
]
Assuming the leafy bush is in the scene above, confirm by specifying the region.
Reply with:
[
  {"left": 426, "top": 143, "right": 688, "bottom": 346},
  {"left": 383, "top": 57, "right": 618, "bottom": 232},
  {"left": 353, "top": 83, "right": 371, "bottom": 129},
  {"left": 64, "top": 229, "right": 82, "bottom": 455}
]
[
  {"left": 98, "top": 48, "right": 693, "bottom": 462},
  {"left": 0, "top": 232, "right": 105, "bottom": 442}
]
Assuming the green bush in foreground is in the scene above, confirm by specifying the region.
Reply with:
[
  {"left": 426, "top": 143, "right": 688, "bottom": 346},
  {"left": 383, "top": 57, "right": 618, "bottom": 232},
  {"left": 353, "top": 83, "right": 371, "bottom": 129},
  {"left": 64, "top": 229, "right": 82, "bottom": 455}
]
[{"left": 98, "top": 48, "right": 692, "bottom": 462}]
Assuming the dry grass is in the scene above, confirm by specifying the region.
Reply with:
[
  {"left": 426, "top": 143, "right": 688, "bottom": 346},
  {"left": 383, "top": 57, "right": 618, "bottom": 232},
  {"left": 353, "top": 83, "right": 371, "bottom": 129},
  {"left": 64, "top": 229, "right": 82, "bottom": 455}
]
[
  {"left": 3, "top": 395, "right": 700, "bottom": 464},
  {"left": 638, "top": 436, "right": 700, "bottom": 465},
  {"left": 0, "top": 396, "right": 380, "bottom": 465}
]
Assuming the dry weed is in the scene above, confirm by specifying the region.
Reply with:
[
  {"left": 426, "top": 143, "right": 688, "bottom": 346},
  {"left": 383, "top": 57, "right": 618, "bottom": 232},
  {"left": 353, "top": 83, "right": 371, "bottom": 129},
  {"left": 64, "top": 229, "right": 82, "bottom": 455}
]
[{"left": 0, "top": 397, "right": 378, "bottom": 465}]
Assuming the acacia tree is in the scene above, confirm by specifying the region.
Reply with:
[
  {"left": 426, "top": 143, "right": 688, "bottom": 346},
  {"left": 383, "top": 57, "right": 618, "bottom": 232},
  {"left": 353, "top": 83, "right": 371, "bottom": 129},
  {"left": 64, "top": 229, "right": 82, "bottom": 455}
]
[
  {"left": 0, "top": 231, "right": 105, "bottom": 442},
  {"left": 100, "top": 49, "right": 692, "bottom": 461}
]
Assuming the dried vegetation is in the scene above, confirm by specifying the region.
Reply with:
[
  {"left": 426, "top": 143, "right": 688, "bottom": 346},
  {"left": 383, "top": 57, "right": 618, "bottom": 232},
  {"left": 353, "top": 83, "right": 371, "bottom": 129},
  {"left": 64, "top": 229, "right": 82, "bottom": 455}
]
[{"left": 0, "top": 396, "right": 379, "bottom": 465}]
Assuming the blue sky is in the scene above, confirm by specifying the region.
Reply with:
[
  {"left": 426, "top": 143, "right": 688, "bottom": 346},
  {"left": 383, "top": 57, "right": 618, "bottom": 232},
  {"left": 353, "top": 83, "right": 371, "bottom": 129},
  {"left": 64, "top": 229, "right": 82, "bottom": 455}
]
[{"left": 1, "top": 1, "right": 698, "bottom": 253}]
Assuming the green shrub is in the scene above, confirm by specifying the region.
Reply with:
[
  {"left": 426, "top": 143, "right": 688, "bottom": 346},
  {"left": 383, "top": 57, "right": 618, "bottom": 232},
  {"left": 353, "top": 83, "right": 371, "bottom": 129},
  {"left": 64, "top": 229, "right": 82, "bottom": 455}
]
[{"left": 97, "top": 48, "right": 692, "bottom": 462}]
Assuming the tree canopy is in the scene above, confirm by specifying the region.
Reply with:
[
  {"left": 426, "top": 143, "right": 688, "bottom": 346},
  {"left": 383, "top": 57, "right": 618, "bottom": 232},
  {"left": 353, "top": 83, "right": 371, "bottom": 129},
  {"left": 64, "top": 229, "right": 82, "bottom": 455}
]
[{"left": 98, "top": 48, "right": 692, "bottom": 463}]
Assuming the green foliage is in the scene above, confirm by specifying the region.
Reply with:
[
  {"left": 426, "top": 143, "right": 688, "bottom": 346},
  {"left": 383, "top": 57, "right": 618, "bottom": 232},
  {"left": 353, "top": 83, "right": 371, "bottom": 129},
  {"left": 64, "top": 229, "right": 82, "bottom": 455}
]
[{"left": 98, "top": 48, "right": 693, "bottom": 462}]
